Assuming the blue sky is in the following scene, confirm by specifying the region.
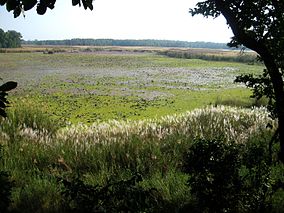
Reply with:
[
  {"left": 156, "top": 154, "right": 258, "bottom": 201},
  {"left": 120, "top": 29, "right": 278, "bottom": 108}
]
[{"left": 0, "top": 0, "right": 233, "bottom": 42}]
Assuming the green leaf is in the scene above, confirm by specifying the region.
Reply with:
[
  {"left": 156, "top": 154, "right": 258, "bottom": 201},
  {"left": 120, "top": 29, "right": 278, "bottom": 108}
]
[
  {"left": 82, "top": 0, "right": 93, "bottom": 10},
  {"left": 36, "top": 3, "right": 47, "bottom": 15},
  {"left": 0, "top": 0, "right": 7, "bottom": 6},
  {"left": 85, "top": 0, "right": 93, "bottom": 10},
  {"left": 72, "top": 0, "right": 80, "bottom": 6},
  {"left": 0, "top": 81, "right": 17, "bottom": 92},
  {"left": 6, "top": 0, "right": 17, "bottom": 12},
  {"left": 87, "top": 2, "right": 93, "bottom": 10},
  {"left": 22, "top": 0, "right": 37, "bottom": 11},
  {"left": 13, "top": 6, "right": 22, "bottom": 18},
  {"left": 82, "top": 0, "right": 87, "bottom": 9},
  {"left": 46, "top": 0, "right": 56, "bottom": 9}
]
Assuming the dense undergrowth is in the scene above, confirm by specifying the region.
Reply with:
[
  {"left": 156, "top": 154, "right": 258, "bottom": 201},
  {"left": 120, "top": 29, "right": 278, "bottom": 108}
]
[{"left": 0, "top": 105, "right": 283, "bottom": 212}]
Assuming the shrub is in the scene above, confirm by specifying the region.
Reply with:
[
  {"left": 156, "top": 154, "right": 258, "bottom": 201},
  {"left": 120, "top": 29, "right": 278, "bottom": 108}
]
[
  {"left": 60, "top": 173, "right": 165, "bottom": 213},
  {"left": 182, "top": 139, "right": 243, "bottom": 212},
  {"left": 240, "top": 138, "right": 276, "bottom": 211},
  {"left": 182, "top": 138, "right": 283, "bottom": 213},
  {"left": 0, "top": 146, "right": 13, "bottom": 213}
]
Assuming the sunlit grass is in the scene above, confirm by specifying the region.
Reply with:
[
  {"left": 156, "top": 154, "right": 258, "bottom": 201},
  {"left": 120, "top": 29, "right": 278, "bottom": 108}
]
[
  {"left": 0, "top": 105, "right": 278, "bottom": 211},
  {"left": 0, "top": 46, "right": 282, "bottom": 212}
]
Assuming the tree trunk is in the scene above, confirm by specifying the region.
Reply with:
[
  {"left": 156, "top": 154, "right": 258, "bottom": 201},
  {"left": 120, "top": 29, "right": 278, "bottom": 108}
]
[
  {"left": 214, "top": 0, "right": 284, "bottom": 163},
  {"left": 262, "top": 58, "right": 284, "bottom": 163}
]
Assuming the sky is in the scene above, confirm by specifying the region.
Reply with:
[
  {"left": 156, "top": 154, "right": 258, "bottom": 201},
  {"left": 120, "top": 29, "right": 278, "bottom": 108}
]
[{"left": 0, "top": 0, "right": 233, "bottom": 43}]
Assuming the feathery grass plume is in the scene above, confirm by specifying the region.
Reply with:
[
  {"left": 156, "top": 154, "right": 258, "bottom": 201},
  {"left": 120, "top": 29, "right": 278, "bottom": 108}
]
[{"left": 54, "top": 106, "right": 274, "bottom": 147}]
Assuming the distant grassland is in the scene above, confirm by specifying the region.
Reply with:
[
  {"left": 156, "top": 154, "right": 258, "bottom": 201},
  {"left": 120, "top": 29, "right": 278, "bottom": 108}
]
[{"left": 0, "top": 46, "right": 263, "bottom": 124}]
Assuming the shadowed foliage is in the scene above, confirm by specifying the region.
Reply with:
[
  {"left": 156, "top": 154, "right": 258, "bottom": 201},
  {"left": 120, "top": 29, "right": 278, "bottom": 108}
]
[
  {"left": 182, "top": 138, "right": 283, "bottom": 212},
  {"left": 0, "top": 146, "right": 14, "bottom": 213},
  {"left": 60, "top": 173, "right": 165, "bottom": 213},
  {"left": 0, "top": 81, "right": 17, "bottom": 117},
  {"left": 0, "top": 0, "right": 94, "bottom": 17},
  {"left": 190, "top": 0, "right": 284, "bottom": 162},
  {"left": 0, "top": 28, "right": 22, "bottom": 48}
]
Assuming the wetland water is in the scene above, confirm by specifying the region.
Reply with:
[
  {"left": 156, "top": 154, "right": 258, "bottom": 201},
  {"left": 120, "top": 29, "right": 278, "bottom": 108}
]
[{"left": 0, "top": 51, "right": 262, "bottom": 123}]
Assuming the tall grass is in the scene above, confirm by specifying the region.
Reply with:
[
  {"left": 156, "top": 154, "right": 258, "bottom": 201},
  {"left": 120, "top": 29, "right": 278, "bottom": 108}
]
[
  {"left": 0, "top": 105, "right": 280, "bottom": 212},
  {"left": 159, "top": 49, "right": 258, "bottom": 64}
]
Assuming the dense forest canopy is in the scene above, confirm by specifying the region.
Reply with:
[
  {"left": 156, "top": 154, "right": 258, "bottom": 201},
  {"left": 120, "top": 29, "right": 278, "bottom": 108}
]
[
  {"left": 0, "top": 28, "right": 22, "bottom": 48},
  {"left": 23, "top": 38, "right": 233, "bottom": 49}
]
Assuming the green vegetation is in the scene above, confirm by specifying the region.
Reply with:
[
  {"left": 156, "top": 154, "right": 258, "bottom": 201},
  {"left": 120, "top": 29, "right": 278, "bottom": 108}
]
[
  {"left": 190, "top": 0, "right": 284, "bottom": 163},
  {"left": 0, "top": 49, "right": 263, "bottom": 123},
  {"left": 0, "top": 47, "right": 283, "bottom": 212},
  {"left": 159, "top": 48, "right": 257, "bottom": 64},
  {"left": 0, "top": 105, "right": 283, "bottom": 212},
  {"left": 0, "top": 28, "right": 22, "bottom": 48}
]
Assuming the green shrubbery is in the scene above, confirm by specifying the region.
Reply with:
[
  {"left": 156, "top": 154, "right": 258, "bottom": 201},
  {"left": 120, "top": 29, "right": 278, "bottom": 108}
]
[
  {"left": 0, "top": 105, "right": 283, "bottom": 212},
  {"left": 60, "top": 173, "right": 165, "bottom": 213},
  {"left": 0, "top": 146, "right": 13, "bottom": 213},
  {"left": 182, "top": 138, "right": 284, "bottom": 212}
]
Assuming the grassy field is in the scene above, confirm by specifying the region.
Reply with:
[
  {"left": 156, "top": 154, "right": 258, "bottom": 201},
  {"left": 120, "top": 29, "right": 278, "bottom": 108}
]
[
  {"left": 1, "top": 46, "right": 283, "bottom": 212},
  {"left": 0, "top": 46, "right": 263, "bottom": 123}
]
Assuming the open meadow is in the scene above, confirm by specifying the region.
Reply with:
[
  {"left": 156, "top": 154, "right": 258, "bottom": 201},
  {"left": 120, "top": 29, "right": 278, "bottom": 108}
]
[{"left": 0, "top": 46, "right": 283, "bottom": 212}]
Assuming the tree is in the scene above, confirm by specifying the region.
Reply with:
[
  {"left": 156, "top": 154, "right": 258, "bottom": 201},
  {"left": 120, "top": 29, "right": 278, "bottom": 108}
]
[
  {"left": 190, "top": 0, "right": 284, "bottom": 162},
  {"left": 0, "top": 0, "right": 94, "bottom": 18},
  {"left": 0, "top": 28, "right": 22, "bottom": 48},
  {"left": 5, "top": 30, "right": 22, "bottom": 48},
  {"left": 0, "top": 29, "right": 5, "bottom": 48}
]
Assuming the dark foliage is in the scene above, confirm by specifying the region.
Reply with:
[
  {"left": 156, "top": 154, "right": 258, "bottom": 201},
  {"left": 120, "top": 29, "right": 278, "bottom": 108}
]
[
  {"left": 182, "top": 138, "right": 282, "bottom": 213},
  {"left": 0, "top": 81, "right": 17, "bottom": 118},
  {"left": 0, "top": 28, "right": 22, "bottom": 48},
  {"left": 190, "top": 0, "right": 284, "bottom": 163},
  {"left": 0, "top": 146, "right": 14, "bottom": 213},
  {"left": 0, "top": 0, "right": 94, "bottom": 17},
  {"left": 60, "top": 173, "right": 165, "bottom": 213},
  {"left": 240, "top": 139, "right": 275, "bottom": 211},
  {"left": 183, "top": 139, "right": 243, "bottom": 212},
  {"left": 235, "top": 70, "right": 276, "bottom": 117},
  {"left": 0, "top": 171, "right": 13, "bottom": 213}
]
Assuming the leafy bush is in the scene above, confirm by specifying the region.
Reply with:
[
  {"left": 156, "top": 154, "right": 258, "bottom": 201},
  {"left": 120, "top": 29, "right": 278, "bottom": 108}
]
[
  {"left": 0, "top": 146, "right": 14, "bottom": 213},
  {"left": 182, "top": 138, "right": 283, "bottom": 213},
  {"left": 0, "top": 171, "right": 13, "bottom": 213},
  {"left": 60, "top": 173, "right": 165, "bottom": 213},
  {"left": 183, "top": 139, "right": 243, "bottom": 212},
  {"left": 240, "top": 138, "right": 277, "bottom": 211}
]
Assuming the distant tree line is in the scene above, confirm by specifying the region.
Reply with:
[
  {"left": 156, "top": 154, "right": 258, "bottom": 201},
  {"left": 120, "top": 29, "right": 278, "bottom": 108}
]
[
  {"left": 0, "top": 28, "right": 22, "bottom": 48},
  {"left": 23, "top": 38, "right": 236, "bottom": 49}
]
